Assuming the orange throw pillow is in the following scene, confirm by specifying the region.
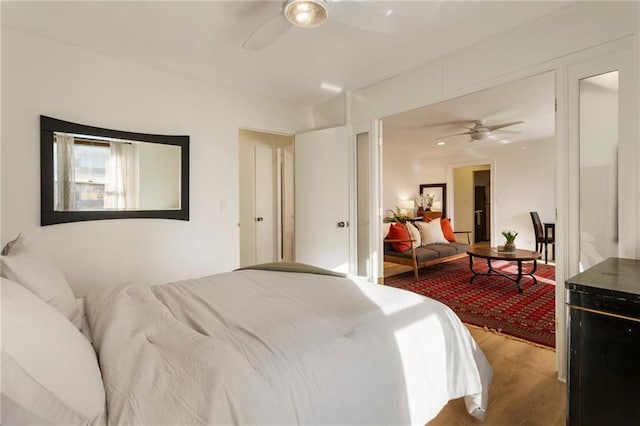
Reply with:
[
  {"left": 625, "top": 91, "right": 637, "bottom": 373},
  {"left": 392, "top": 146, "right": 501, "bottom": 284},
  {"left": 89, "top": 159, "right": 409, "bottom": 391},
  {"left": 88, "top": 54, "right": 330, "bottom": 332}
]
[
  {"left": 387, "top": 222, "right": 412, "bottom": 252},
  {"left": 441, "top": 218, "right": 456, "bottom": 242}
]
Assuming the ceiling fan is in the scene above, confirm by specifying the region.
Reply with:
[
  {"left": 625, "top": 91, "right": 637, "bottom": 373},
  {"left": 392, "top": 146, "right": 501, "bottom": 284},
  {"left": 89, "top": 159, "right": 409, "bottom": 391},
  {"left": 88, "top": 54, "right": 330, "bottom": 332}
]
[
  {"left": 437, "top": 120, "right": 524, "bottom": 142},
  {"left": 242, "top": 0, "right": 399, "bottom": 51}
]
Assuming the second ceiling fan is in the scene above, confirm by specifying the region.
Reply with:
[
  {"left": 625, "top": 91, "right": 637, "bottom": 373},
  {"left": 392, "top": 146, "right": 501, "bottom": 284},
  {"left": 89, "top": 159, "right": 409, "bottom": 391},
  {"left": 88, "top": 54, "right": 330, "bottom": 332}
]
[{"left": 438, "top": 120, "right": 524, "bottom": 142}]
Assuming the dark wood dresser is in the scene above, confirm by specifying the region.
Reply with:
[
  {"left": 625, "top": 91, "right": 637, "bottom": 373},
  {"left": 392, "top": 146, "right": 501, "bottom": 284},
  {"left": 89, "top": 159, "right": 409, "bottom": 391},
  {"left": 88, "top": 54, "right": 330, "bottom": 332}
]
[{"left": 565, "top": 257, "right": 640, "bottom": 426}]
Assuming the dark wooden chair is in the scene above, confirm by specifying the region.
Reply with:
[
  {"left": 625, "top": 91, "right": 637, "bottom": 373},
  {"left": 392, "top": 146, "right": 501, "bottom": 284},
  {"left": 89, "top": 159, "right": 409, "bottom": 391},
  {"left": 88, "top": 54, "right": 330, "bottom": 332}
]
[{"left": 530, "top": 211, "right": 554, "bottom": 263}]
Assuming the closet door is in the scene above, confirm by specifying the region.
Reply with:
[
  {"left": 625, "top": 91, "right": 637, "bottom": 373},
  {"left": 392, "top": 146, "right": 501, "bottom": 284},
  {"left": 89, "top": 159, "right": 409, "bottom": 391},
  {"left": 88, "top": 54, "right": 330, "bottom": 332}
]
[
  {"left": 239, "top": 132, "right": 279, "bottom": 268},
  {"left": 294, "top": 126, "right": 351, "bottom": 273},
  {"left": 254, "top": 144, "right": 275, "bottom": 264}
]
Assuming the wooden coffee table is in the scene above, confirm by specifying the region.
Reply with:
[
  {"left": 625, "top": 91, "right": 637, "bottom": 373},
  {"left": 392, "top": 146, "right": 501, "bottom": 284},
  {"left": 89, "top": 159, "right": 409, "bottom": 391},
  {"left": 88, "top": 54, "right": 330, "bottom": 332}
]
[{"left": 466, "top": 246, "right": 542, "bottom": 294}]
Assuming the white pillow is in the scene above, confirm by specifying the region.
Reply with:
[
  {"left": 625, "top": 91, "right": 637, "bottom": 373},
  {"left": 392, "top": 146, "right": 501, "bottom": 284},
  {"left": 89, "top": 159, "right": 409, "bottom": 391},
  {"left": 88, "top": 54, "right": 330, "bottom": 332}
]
[
  {"left": 1, "top": 277, "right": 106, "bottom": 425},
  {"left": 416, "top": 219, "right": 449, "bottom": 244},
  {"left": 382, "top": 222, "right": 392, "bottom": 239},
  {"left": 406, "top": 222, "right": 422, "bottom": 248},
  {"left": 1, "top": 234, "right": 81, "bottom": 328}
]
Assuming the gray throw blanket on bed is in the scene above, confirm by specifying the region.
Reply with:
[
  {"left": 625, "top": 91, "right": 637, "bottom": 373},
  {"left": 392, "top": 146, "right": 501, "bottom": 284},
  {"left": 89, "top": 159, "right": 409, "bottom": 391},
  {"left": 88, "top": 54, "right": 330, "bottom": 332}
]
[{"left": 234, "top": 261, "right": 347, "bottom": 278}]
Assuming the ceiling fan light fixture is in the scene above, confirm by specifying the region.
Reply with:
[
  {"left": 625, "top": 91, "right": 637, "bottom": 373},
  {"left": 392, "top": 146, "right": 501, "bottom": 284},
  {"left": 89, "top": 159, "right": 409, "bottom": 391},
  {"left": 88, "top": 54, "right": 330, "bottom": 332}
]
[
  {"left": 470, "top": 129, "right": 490, "bottom": 141},
  {"left": 284, "top": 0, "right": 328, "bottom": 28}
]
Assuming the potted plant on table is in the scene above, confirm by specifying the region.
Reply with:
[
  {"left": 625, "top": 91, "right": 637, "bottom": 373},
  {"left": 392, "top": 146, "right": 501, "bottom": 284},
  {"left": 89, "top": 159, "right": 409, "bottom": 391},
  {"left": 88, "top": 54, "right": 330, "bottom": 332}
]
[
  {"left": 384, "top": 206, "right": 409, "bottom": 224},
  {"left": 502, "top": 229, "right": 519, "bottom": 252}
]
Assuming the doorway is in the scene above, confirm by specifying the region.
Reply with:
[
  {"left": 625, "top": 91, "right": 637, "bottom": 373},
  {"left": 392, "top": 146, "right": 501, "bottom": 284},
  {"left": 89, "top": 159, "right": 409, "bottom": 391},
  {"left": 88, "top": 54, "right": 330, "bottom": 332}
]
[
  {"left": 238, "top": 129, "right": 294, "bottom": 267},
  {"left": 452, "top": 164, "right": 492, "bottom": 245},
  {"left": 474, "top": 169, "right": 491, "bottom": 243},
  {"left": 380, "top": 71, "right": 556, "bottom": 350}
]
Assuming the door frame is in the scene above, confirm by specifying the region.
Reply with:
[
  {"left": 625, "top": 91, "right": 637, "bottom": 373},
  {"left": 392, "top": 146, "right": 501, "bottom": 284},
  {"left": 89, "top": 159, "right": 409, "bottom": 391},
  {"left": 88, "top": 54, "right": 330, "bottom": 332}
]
[
  {"left": 473, "top": 169, "right": 491, "bottom": 243},
  {"left": 351, "top": 121, "right": 383, "bottom": 283},
  {"left": 447, "top": 161, "right": 496, "bottom": 245},
  {"left": 238, "top": 128, "right": 294, "bottom": 267}
]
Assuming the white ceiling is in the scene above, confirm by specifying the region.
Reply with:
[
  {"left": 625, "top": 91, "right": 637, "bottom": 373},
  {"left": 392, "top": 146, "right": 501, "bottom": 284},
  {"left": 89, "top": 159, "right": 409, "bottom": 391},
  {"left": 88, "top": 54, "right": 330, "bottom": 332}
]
[
  {"left": 1, "top": 0, "right": 574, "bottom": 106},
  {"left": 383, "top": 71, "right": 556, "bottom": 155}
]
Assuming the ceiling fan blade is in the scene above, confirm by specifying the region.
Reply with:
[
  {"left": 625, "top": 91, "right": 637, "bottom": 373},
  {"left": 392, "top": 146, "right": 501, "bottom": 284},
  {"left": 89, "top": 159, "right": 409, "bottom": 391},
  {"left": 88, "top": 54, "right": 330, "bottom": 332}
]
[
  {"left": 485, "top": 121, "right": 524, "bottom": 132},
  {"left": 417, "top": 120, "right": 473, "bottom": 129},
  {"left": 242, "top": 12, "right": 291, "bottom": 51},
  {"left": 329, "top": 1, "right": 399, "bottom": 34},
  {"left": 437, "top": 131, "right": 472, "bottom": 139}
]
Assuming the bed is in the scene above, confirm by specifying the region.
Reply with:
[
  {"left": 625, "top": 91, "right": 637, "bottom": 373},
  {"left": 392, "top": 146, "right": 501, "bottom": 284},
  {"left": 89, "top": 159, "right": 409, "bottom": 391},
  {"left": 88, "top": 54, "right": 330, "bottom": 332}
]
[{"left": 1, "top": 235, "right": 492, "bottom": 425}]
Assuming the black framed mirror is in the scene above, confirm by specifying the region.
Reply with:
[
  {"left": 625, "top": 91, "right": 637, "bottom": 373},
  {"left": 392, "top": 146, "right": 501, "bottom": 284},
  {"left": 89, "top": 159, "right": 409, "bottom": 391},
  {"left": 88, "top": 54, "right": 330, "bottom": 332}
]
[
  {"left": 418, "top": 183, "right": 446, "bottom": 218},
  {"left": 41, "top": 115, "right": 189, "bottom": 225}
]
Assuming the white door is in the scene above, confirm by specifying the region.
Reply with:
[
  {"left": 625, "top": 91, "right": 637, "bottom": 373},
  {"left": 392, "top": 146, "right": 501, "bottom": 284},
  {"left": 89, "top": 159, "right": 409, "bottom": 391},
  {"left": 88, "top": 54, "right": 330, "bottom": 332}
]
[
  {"left": 254, "top": 144, "right": 275, "bottom": 264},
  {"left": 295, "top": 126, "right": 351, "bottom": 273},
  {"left": 281, "top": 146, "right": 295, "bottom": 261}
]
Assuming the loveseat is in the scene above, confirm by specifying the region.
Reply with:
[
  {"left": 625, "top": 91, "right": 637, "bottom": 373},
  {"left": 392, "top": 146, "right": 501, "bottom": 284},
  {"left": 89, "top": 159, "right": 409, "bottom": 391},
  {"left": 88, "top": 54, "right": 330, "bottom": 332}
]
[{"left": 384, "top": 220, "right": 471, "bottom": 281}]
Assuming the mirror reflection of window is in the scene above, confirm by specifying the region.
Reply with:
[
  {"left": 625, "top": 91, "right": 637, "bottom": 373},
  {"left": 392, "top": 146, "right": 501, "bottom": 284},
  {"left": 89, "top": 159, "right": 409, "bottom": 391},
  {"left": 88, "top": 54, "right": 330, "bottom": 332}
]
[
  {"left": 53, "top": 131, "right": 181, "bottom": 212},
  {"left": 54, "top": 132, "right": 138, "bottom": 211},
  {"left": 579, "top": 70, "right": 619, "bottom": 271},
  {"left": 73, "top": 142, "right": 110, "bottom": 210}
]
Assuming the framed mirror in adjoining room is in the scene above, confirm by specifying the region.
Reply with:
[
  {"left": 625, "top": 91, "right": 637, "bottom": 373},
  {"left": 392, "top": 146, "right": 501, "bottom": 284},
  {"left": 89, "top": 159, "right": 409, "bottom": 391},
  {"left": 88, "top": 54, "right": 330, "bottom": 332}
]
[
  {"left": 419, "top": 183, "right": 446, "bottom": 218},
  {"left": 40, "top": 115, "right": 189, "bottom": 226}
]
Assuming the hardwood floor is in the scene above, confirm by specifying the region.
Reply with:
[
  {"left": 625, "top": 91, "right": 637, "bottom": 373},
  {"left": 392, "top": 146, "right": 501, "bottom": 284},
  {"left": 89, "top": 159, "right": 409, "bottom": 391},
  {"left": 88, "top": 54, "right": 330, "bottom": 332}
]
[
  {"left": 383, "top": 261, "right": 413, "bottom": 278},
  {"left": 428, "top": 325, "right": 565, "bottom": 425}
]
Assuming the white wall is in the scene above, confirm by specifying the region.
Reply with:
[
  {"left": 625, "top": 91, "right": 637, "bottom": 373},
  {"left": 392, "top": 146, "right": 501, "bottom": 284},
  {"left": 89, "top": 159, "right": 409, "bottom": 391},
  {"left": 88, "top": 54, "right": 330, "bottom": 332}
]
[
  {"left": 488, "top": 141, "right": 556, "bottom": 249},
  {"left": 1, "top": 28, "right": 313, "bottom": 296},
  {"left": 312, "top": 94, "right": 347, "bottom": 129}
]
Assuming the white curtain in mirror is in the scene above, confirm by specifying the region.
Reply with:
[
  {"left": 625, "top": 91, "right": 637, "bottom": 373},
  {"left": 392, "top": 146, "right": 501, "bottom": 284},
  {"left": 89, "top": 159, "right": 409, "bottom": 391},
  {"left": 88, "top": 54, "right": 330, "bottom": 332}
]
[
  {"left": 104, "top": 141, "right": 138, "bottom": 209},
  {"left": 54, "top": 133, "right": 77, "bottom": 210}
]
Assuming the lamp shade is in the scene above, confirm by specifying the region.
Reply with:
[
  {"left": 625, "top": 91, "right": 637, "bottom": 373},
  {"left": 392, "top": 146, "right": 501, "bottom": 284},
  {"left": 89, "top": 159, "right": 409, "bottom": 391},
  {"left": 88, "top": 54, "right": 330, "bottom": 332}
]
[{"left": 397, "top": 200, "right": 414, "bottom": 210}]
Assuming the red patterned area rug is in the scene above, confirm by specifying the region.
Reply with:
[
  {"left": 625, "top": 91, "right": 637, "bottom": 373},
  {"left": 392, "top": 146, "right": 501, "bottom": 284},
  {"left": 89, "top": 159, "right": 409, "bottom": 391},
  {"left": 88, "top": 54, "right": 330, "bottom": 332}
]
[{"left": 385, "top": 257, "right": 556, "bottom": 348}]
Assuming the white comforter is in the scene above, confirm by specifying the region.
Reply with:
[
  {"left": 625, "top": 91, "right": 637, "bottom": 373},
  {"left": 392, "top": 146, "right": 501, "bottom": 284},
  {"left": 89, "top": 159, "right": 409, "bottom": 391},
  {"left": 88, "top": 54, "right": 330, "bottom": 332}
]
[{"left": 86, "top": 268, "right": 492, "bottom": 425}]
